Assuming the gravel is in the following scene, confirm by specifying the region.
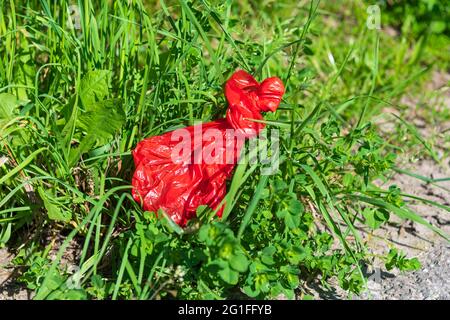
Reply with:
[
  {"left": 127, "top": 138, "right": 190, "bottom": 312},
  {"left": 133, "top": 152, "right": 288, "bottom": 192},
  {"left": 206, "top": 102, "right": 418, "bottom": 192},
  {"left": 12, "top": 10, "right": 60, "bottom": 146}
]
[{"left": 360, "top": 244, "right": 450, "bottom": 300}]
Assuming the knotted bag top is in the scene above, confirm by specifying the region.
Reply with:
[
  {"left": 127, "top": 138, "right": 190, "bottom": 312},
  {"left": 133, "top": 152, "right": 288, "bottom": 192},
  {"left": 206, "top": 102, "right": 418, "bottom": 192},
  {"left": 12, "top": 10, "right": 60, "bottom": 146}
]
[
  {"left": 225, "top": 70, "right": 285, "bottom": 137},
  {"left": 132, "top": 70, "right": 285, "bottom": 226}
]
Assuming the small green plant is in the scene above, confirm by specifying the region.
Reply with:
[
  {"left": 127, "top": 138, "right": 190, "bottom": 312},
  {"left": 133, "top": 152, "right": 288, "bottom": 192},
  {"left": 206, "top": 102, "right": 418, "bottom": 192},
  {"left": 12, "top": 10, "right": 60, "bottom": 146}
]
[{"left": 385, "top": 248, "right": 421, "bottom": 272}]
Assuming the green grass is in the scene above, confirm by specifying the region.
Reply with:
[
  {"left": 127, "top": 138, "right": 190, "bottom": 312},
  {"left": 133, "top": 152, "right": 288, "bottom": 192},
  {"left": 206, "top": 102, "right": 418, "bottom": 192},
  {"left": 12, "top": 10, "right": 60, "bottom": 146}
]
[{"left": 0, "top": 0, "right": 449, "bottom": 300}]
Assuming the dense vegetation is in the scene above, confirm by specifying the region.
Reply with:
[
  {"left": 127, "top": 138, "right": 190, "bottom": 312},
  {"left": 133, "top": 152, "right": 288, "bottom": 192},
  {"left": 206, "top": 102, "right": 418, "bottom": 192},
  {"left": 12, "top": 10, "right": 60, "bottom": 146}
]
[{"left": 0, "top": 0, "right": 449, "bottom": 299}]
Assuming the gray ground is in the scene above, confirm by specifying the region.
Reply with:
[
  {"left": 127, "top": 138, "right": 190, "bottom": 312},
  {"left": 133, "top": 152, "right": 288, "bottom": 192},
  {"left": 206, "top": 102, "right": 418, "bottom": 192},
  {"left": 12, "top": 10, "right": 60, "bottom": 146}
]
[
  {"left": 0, "top": 248, "right": 31, "bottom": 300},
  {"left": 306, "top": 70, "right": 450, "bottom": 300},
  {"left": 305, "top": 157, "right": 450, "bottom": 300},
  {"left": 373, "top": 243, "right": 450, "bottom": 300},
  {"left": 366, "top": 71, "right": 450, "bottom": 300},
  {"left": 359, "top": 158, "right": 450, "bottom": 300},
  {"left": 0, "top": 235, "right": 80, "bottom": 300}
]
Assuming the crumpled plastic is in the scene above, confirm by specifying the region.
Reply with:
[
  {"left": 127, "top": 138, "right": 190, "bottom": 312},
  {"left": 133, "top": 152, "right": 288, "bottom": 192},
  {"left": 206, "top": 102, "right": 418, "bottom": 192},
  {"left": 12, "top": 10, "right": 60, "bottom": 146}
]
[{"left": 132, "top": 70, "right": 285, "bottom": 226}]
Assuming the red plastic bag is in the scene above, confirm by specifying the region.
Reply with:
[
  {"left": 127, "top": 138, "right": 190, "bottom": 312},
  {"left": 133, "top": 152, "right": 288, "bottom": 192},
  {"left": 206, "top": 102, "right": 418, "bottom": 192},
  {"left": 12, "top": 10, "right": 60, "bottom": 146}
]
[{"left": 132, "top": 70, "right": 285, "bottom": 226}]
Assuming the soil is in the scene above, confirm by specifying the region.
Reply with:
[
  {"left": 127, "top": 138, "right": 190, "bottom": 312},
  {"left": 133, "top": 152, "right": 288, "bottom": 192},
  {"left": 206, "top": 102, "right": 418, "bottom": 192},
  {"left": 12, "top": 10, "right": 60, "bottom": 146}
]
[
  {"left": 0, "top": 248, "right": 31, "bottom": 300},
  {"left": 356, "top": 69, "right": 450, "bottom": 300},
  {"left": 358, "top": 157, "right": 450, "bottom": 300},
  {"left": 306, "top": 157, "right": 450, "bottom": 300},
  {"left": 308, "top": 70, "right": 450, "bottom": 300},
  {"left": 0, "top": 235, "right": 81, "bottom": 300}
]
